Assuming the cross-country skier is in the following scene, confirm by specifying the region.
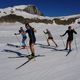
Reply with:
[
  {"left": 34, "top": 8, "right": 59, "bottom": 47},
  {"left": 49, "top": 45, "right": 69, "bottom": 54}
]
[
  {"left": 25, "top": 23, "right": 36, "bottom": 57},
  {"left": 60, "top": 26, "right": 77, "bottom": 51},
  {"left": 14, "top": 27, "right": 27, "bottom": 49},
  {"left": 43, "top": 29, "right": 58, "bottom": 47}
]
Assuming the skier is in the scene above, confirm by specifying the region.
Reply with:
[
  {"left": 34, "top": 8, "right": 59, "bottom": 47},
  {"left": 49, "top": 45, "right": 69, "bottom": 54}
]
[
  {"left": 60, "top": 26, "right": 77, "bottom": 51},
  {"left": 25, "top": 23, "right": 36, "bottom": 57},
  {"left": 14, "top": 27, "right": 27, "bottom": 49},
  {"left": 43, "top": 29, "right": 58, "bottom": 47}
]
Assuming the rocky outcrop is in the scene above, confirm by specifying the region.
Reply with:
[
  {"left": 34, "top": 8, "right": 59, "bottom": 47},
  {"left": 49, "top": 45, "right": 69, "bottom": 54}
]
[
  {"left": 0, "top": 14, "right": 53, "bottom": 24},
  {"left": 15, "top": 5, "right": 44, "bottom": 16}
]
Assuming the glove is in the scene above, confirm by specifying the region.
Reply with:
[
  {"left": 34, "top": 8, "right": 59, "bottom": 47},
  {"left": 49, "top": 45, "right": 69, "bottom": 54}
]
[
  {"left": 60, "top": 35, "right": 62, "bottom": 37},
  {"left": 43, "top": 31, "right": 45, "bottom": 33},
  {"left": 14, "top": 33, "right": 17, "bottom": 35}
]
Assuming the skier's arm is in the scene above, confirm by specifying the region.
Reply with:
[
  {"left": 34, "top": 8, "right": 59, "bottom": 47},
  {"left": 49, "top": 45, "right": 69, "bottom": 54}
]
[
  {"left": 60, "top": 31, "right": 67, "bottom": 37},
  {"left": 73, "top": 29, "right": 77, "bottom": 34},
  {"left": 14, "top": 33, "right": 20, "bottom": 35},
  {"left": 43, "top": 31, "right": 45, "bottom": 34},
  {"left": 14, "top": 30, "right": 21, "bottom": 35},
  {"left": 43, "top": 31, "right": 47, "bottom": 34}
]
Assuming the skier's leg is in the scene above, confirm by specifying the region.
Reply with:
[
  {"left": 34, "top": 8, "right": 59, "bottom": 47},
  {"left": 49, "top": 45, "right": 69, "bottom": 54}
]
[
  {"left": 65, "top": 40, "right": 68, "bottom": 50},
  {"left": 29, "top": 41, "right": 35, "bottom": 57},
  {"left": 31, "top": 43, "right": 35, "bottom": 56},
  {"left": 47, "top": 39, "right": 50, "bottom": 46},
  {"left": 52, "top": 39, "right": 58, "bottom": 47},
  {"left": 69, "top": 41, "right": 72, "bottom": 51},
  {"left": 22, "top": 38, "right": 26, "bottom": 48}
]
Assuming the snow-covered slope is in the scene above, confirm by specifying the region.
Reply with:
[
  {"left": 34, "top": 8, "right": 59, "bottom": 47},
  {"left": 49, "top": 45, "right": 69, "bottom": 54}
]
[
  {"left": 0, "top": 22, "right": 80, "bottom": 80},
  {"left": 0, "top": 5, "right": 80, "bottom": 21},
  {"left": 58, "top": 14, "right": 80, "bottom": 20},
  {"left": 0, "top": 5, "right": 48, "bottom": 19},
  {"left": 0, "top": 5, "right": 80, "bottom": 26}
]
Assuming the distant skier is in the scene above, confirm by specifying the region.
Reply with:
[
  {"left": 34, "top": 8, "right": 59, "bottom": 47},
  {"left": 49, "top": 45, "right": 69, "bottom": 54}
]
[
  {"left": 60, "top": 26, "right": 77, "bottom": 51},
  {"left": 25, "top": 23, "right": 36, "bottom": 57},
  {"left": 43, "top": 29, "right": 58, "bottom": 47},
  {"left": 14, "top": 27, "right": 27, "bottom": 49}
]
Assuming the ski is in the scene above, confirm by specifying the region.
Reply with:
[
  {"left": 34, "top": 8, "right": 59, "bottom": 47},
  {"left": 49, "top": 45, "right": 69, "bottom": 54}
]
[
  {"left": 7, "top": 43, "right": 20, "bottom": 48},
  {"left": 8, "top": 56, "right": 26, "bottom": 58},
  {"left": 3, "top": 49, "right": 23, "bottom": 56},
  {"left": 39, "top": 45, "right": 58, "bottom": 50},
  {"left": 39, "top": 45, "right": 69, "bottom": 53},
  {"left": 16, "top": 55, "right": 45, "bottom": 69},
  {"left": 37, "top": 44, "right": 68, "bottom": 52},
  {"left": 54, "top": 48, "right": 68, "bottom": 51},
  {"left": 7, "top": 43, "right": 29, "bottom": 50},
  {"left": 66, "top": 50, "right": 72, "bottom": 56},
  {"left": 35, "top": 43, "right": 55, "bottom": 47},
  {"left": 3, "top": 49, "right": 21, "bottom": 54},
  {"left": 8, "top": 55, "right": 30, "bottom": 58}
]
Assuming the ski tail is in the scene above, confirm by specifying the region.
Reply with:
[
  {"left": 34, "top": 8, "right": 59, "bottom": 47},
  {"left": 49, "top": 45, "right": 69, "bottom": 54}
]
[
  {"left": 7, "top": 43, "right": 20, "bottom": 48},
  {"left": 66, "top": 50, "right": 72, "bottom": 56}
]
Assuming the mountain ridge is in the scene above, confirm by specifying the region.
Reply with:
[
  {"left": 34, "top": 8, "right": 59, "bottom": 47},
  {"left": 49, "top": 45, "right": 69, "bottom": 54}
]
[{"left": 0, "top": 5, "right": 80, "bottom": 25}]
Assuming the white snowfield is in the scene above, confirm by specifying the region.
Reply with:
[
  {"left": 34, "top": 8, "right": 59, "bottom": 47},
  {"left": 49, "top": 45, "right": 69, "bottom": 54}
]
[
  {"left": 0, "top": 5, "right": 52, "bottom": 19},
  {"left": 0, "top": 21, "right": 80, "bottom": 80}
]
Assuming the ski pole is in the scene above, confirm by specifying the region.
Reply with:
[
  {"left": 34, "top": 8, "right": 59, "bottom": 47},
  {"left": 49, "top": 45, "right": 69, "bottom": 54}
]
[
  {"left": 74, "top": 35, "right": 78, "bottom": 53},
  {"left": 25, "top": 39, "right": 30, "bottom": 55},
  {"left": 15, "top": 34, "right": 21, "bottom": 46},
  {"left": 60, "top": 36, "right": 65, "bottom": 47},
  {"left": 43, "top": 31, "right": 47, "bottom": 40}
]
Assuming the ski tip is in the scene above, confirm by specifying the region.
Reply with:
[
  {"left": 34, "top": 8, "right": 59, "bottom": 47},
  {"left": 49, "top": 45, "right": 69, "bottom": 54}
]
[
  {"left": 66, "top": 50, "right": 72, "bottom": 56},
  {"left": 16, "top": 67, "right": 19, "bottom": 69}
]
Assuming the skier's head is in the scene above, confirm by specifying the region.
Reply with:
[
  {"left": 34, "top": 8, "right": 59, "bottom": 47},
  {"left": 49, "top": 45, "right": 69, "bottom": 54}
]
[
  {"left": 20, "top": 27, "right": 23, "bottom": 30},
  {"left": 68, "top": 26, "right": 71, "bottom": 30},
  {"left": 25, "top": 23, "right": 30, "bottom": 29},
  {"left": 25, "top": 23, "right": 29, "bottom": 26}
]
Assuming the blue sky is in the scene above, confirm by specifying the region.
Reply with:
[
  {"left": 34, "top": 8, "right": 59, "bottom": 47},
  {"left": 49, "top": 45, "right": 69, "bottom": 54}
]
[{"left": 0, "top": 0, "right": 80, "bottom": 17}]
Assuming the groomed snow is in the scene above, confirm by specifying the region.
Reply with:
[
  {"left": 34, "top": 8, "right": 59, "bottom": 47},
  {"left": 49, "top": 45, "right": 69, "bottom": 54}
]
[{"left": 0, "top": 22, "right": 80, "bottom": 80}]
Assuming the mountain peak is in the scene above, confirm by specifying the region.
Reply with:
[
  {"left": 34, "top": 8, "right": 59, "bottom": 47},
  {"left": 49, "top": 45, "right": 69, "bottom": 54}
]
[{"left": 0, "top": 5, "right": 44, "bottom": 16}]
